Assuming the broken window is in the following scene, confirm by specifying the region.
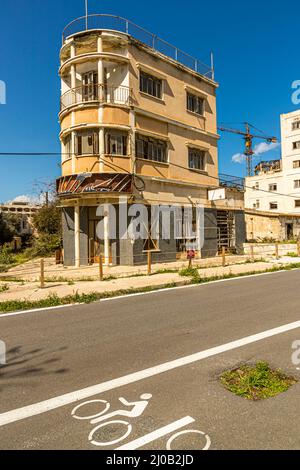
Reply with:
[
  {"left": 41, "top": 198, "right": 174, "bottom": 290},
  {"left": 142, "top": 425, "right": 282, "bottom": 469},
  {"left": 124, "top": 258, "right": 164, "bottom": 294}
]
[
  {"left": 62, "top": 134, "right": 72, "bottom": 160},
  {"left": 75, "top": 129, "right": 99, "bottom": 156},
  {"left": 187, "top": 92, "right": 204, "bottom": 116},
  {"left": 136, "top": 135, "right": 167, "bottom": 163},
  {"left": 105, "top": 131, "right": 128, "bottom": 156},
  {"left": 140, "top": 72, "right": 162, "bottom": 99},
  {"left": 188, "top": 148, "right": 206, "bottom": 171}
]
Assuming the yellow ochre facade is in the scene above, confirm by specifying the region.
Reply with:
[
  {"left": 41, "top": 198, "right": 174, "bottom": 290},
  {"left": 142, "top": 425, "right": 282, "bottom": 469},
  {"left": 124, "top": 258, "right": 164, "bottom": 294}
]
[{"left": 57, "top": 14, "right": 245, "bottom": 266}]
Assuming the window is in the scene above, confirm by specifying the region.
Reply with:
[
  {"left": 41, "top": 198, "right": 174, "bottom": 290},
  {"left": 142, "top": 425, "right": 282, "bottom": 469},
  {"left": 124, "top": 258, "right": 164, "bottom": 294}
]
[
  {"left": 292, "top": 121, "right": 300, "bottom": 131},
  {"left": 75, "top": 129, "right": 99, "bottom": 156},
  {"left": 295, "top": 180, "right": 300, "bottom": 189},
  {"left": 293, "top": 141, "right": 300, "bottom": 150},
  {"left": 253, "top": 182, "right": 259, "bottom": 190},
  {"left": 139, "top": 72, "right": 162, "bottom": 99},
  {"left": 105, "top": 131, "right": 128, "bottom": 156},
  {"left": 63, "top": 134, "right": 72, "bottom": 160},
  {"left": 269, "top": 184, "right": 277, "bottom": 191},
  {"left": 253, "top": 200, "right": 260, "bottom": 209},
  {"left": 136, "top": 135, "right": 167, "bottom": 163},
  {"left": 269, "top": 202, "right": 278, "bottom": 210},
  {"left": 82, "top": 71, "right": 98, "bottom": 101},
  {"left": 293, "top": 160, "right": 300, "bottom": 169},
  {"left": 295, "top": 200, "right": 300, "bottom": 208},
  {"left": 188, "top": 148, "right": 206, "bottom": 171},
  {"left": 186, "top": 93, "right": 204, "bottom": 116}
]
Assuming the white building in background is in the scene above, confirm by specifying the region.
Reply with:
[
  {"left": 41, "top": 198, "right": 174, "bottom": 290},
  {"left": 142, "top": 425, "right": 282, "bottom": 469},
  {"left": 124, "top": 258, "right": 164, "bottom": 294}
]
[
  {"left": 0, "top": 201, "right": 40, "bottom": 236},
  {"left": 245, "top": 110, "right": 300, "bottom": 214}
]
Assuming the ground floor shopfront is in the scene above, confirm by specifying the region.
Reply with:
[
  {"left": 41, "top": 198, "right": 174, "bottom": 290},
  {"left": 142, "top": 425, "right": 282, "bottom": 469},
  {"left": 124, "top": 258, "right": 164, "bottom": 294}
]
[{"left": 57, "top": 173, "right": 246, "bottom": 266}]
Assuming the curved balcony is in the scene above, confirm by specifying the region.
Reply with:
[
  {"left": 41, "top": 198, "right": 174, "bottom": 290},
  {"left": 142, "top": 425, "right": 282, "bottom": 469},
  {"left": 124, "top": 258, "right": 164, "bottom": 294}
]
[
  {"left": 62, "top": 14, "right": 214, "bottom": 80},
  {"left": 60, "top": 84, "right": 132, "bottom": 112}
]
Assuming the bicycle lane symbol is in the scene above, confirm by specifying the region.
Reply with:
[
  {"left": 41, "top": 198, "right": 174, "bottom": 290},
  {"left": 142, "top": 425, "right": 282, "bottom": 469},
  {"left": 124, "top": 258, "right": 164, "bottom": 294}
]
[{"left": 71, "top": 393, "right": 211, "bottom": 450}]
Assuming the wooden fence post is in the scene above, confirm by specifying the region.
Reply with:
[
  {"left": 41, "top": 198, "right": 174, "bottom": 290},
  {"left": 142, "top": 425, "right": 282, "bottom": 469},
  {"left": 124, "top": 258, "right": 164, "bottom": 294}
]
[
  {"left": 40, "top": 258, "right": 45, "bottom": 289},
  {"left": 147, "top": 251, "right": 152, "bottom": 275},
  {"left": 99, "top": 253, "right": 103, "bottom": 281},
  {"left": 250, "top": 244, "right": 255, "bottom": 262},
  {"left": 222, "top": 246, "right": 226, "bottom": 267},
  {"left": 275, "top": 243, "right": 279, "bottom": 260}
]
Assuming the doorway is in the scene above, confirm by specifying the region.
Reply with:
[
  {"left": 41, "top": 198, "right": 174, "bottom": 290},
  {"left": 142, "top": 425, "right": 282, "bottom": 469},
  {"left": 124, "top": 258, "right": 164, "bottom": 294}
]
[{"left": 286, "top": 223, "right": 294, "bottom": 240}]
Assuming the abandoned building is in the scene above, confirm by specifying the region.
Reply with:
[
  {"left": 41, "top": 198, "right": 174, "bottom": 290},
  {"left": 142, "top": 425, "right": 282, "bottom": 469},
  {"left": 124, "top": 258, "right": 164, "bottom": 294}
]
[{"left": 56, "top": 14, "right": 245, "bottom": 266}]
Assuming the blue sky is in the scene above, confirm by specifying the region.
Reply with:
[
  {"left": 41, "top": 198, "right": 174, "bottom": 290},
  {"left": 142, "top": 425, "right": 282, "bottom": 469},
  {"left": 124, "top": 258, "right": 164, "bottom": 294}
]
[{"left": 0, "top": 0, "right": 298, "bottom": 202}]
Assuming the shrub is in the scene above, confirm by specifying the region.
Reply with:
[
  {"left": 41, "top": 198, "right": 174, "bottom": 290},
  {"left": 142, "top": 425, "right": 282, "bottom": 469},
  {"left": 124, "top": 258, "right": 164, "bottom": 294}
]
[
  {"left": 0, "top": 246, "right": 14, "bottom": 265},
  {"left": 25, "top": 234, "right": 62, "bottom": 258}
]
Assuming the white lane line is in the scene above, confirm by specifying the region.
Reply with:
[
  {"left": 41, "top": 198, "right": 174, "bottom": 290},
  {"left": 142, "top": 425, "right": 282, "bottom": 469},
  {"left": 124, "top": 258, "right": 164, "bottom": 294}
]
[
  {"left": 1, "top": 319, "right": 300, "bottom": 427},
  {"left": 1, "top": 267, "right": 298, "bottom": 317},
  {"left": 115, "top": 416, "right": 195, "bottom": 450}
]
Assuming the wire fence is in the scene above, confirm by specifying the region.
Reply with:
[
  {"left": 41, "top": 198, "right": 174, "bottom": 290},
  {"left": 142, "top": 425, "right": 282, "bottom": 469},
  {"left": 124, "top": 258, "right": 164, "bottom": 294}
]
[{"left": 1, "top": 242, "right": 299, "bottom": 288}]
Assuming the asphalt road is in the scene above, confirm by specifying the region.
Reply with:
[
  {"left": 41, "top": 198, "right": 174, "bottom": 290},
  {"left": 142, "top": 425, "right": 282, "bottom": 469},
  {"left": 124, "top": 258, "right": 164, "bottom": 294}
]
[{"left": 1, "top": 269, "right": 300, "bottom": 450}]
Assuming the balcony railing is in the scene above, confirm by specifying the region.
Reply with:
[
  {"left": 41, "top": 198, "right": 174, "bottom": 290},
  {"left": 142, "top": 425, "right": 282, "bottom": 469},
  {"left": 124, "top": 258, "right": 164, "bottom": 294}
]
[
  {"left": 60, "top": 84, "right": 132, "bottom": 111},
  {"left": 62, "top": 14, "right": 214, "bottom": 80}
]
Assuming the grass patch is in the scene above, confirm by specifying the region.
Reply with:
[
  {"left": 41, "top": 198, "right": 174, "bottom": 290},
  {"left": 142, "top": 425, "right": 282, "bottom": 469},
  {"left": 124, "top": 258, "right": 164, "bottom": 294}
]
[
  {"left": 220, "top": 361, "right": 297, "bottom": 401},
  {"left": 179, "top": 267, "right": 200, "bottom": 282},
  {"left": 0, "top": 284, "right": 9, "bottom": 293},
  {"left": 0, "top": 284, "right": 180, "bottom": 314},
  {"left": 2, "top": 262, "right": 300, "bottom": 314},
  {"left": 287, "top": 252, "right": 299, "bottom": 258}
]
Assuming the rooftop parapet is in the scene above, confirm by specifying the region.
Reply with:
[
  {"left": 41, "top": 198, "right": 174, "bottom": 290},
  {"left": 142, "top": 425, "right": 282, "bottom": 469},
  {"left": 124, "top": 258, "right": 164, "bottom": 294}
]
[{"left": 62, "top": 14, "right": 215, "bottom": 81}]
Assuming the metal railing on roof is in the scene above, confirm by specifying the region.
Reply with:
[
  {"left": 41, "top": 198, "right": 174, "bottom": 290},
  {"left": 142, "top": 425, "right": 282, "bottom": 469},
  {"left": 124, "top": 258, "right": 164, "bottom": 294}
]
[{"left": 62, "top": 14, "right": 214, "bottom": 80}]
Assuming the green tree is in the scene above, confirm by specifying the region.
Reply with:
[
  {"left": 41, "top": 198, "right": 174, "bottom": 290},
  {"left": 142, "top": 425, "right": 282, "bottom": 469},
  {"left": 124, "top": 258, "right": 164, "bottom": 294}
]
[
  {"left": 31, "top": 202, "right": 62, "bottom": 256},
  {"left": 32, "top": 202, "right": 62, "bottom": 235}
]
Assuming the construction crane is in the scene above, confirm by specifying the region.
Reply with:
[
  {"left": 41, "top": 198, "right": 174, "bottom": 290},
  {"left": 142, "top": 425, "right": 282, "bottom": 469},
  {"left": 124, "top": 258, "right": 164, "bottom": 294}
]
[{"left": 218, "top": 122, "right": 278, "bottom": 177}]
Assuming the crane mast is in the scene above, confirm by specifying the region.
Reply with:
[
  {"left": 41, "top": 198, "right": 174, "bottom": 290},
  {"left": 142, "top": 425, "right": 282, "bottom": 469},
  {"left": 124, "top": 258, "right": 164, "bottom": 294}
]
[{"left": 218, "top": 122, "right": 277, "bottom": 177}]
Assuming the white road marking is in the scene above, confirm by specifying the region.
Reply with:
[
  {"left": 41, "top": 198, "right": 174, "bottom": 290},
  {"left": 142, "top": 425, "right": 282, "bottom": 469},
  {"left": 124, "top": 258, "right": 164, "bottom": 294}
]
[
  {"left": 166, "top": 429, "right": 211, "bottom": 451},
  {"left": 115, "top": 416, "right": 195, "bottom": 450},
  {"left": 0, "top": 267, "right": 298, "bottom": 317},
  {"left": 1, "top": 319, "right": 300, "bottom": 427}
]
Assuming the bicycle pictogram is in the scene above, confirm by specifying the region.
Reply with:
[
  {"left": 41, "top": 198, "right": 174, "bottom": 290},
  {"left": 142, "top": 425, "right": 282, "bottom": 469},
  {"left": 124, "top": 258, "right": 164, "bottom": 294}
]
[{"left": 71, "top": 393, "right": 211, "bottom": 450}]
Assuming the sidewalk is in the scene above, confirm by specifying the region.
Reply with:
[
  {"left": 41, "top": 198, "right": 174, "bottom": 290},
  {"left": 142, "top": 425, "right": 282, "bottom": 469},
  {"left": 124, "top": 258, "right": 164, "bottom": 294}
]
[{"left": 0, "top": 259, "right": 291, "bottom": 303}]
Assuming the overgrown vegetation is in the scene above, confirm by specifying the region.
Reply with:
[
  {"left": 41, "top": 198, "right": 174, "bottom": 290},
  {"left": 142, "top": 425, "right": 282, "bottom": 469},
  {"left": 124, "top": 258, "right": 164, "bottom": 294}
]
[
  {"left": 179, "top": 266, "right": 201, "bottom": 282},
  {"left": 0, "top": 284, "right": 177, "bottom": 313},
  {"left": 28, "top": 202, "right": 62, "bottom": 257},
  {"left": 220, "top": 361, "right": 297, "bottom": 400},
  {"left": 0, "top": 284, "right": 9, "bottom": 293}
]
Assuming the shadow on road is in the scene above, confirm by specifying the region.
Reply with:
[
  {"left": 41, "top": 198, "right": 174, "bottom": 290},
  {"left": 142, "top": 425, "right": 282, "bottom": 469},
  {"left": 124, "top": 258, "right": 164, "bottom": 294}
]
[{"left": 0, "top": 345, "right": 69, "bottom": 391}]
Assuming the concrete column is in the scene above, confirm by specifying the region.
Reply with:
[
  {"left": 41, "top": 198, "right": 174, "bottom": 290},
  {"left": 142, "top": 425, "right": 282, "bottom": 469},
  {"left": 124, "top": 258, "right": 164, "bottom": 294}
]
[
  {"left": 70, "top": 42, "right": 76, "bottom": 59},
  {"left": 74, "top": 204, "right": 80, "bottom": 268},
  {"left": 99, "top": 127, "right": 105, "bottom": 173},
  {"left": 97, "top": 34, "right": 104, "bottom": 104},
  {"left": 71, "top": 131, "right": 76, "bottom": 174},
  {"left": 104, "top": 204, "right": 110, "bottom": 266},
  {"left": 129, "top": 109, "right": 136, "bottom": 173},
  {"left": 71, "top": 64, "right": 76, "bottom": 89}
]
